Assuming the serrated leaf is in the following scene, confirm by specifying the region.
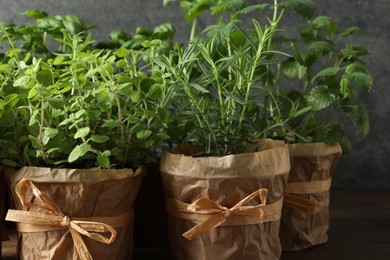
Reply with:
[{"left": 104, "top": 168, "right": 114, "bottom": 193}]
[
  {"left": 74, "top": 127, "right": 90, "bottom": 139},
  {"left": 282, "top": 60, "right": 307, "bottom": 80},
  {"left": 284, "top": 0, "right": 316, "bottom": 19},
  {"left": 306, "top": 85, "right": 337, "bottom": 110},
  {"left": 325, "top": 123, "right": 343, "bottom": 144},
  {"left": 309, "top": 40, "right": 334, "bottom": 52},
  {"left": 349, "top": 104, "right": 370, "bottom": 136},
  {"left": 342, "top": 72, "right": 372, "bottom": 92},
  {"left": 232, "top": 4, "right": 269, "bottom": 19},
  {"left": 206, "top": 22, "right": 234, "bottom": 45},
  {"left": 313, "top": 66, "right": 339, "bottom": 81},
  {"left": 212, "top": 0, "right": 244, "bottom": 15},
  {"left": 90, "top": 135, "right": 109, "bottom": 143}
]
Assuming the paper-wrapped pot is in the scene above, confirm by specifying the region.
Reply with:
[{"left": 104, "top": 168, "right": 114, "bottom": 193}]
[
  {"left": 5, "top": 166, "right": 142, "bottom": 260},
  {"left": 280, "top": 142, "right": 341, "bottom": 250},
  {"left": 160, "top": 139, "right": 290, "bottom": 260}
]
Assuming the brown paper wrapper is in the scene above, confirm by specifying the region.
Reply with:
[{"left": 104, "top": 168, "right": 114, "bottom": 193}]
[
  {"left": 1, "top": 165, "right": 8, "bottom": 260},
  {"left": 5, "top": 166, "right": 142, "bottom": 260},
  {"left": 160, "top": 139, "right": 290, "bottom": 260},
  {"left": 280, "top": 142, "right": 341, "bottom": 250}
]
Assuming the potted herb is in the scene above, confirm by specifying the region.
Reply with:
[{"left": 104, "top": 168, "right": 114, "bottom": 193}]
[
  {"left": 276, "top": 14, "right": 373, "bottom": 250},
  {"left": 0, "top": 11, "right": 172, "bottom": 259},
  {"left": 157, "top": 0, "right": 314, "bottom": 259}
]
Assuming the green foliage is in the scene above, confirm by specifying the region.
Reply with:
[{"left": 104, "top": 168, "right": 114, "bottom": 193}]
[
  {"left": 279, "top": 14, "right": 372, "bottom": 150},
  {"left": 157, "top": 0, "right": 313, "bottom": 156},
  {"left": 0, "top": 14, "right": 174, "bottom": 169}
]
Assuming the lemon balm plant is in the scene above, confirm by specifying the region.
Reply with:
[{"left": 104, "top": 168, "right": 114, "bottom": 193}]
[
  {"left": 278, "top": 15, "right": 373, "bottom": 152},
  {"left": 276, "top": 14, "right": 373, "bottom": 251}
]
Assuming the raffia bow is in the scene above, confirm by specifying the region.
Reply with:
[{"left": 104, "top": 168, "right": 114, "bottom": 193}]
[
  {"left": 166, "top": 188, "right": 283, "bottom": 240},
  {"left": 5, "top": 178, "right": 126, "bottom": 260}
]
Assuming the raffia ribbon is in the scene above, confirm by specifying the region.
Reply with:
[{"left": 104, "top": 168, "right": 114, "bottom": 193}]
[
  {"left": 283, "top": 178, "right": 332, "bottom": 214},
  {"left": 166, "top": 188, "right": 283, "bottom": 240},
  {"left": 5, "top": 178, "right": 132, "bottom": 260}
]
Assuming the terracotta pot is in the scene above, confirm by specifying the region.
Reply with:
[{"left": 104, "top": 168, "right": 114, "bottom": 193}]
[
  {"left": 5, "top": 166, "right": 142, "bottom": 260},
  {"left": 160, "top": 139, "right": 290, "bottom": 260},
  {"left": 280, "top": 142, "right": 341, "bottom": 250}
]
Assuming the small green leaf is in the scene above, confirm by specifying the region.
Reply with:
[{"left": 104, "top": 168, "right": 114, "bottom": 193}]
[
  {"left": 36, "top": 70, "right": 53, "bottom": 87},
  {"left": 68, "top": 144, "right": 90, "bottom": 162},
  {"left": 74, "top": 127, "right": 90, "bottom": 139},
  {"left": 282, "top": 60, "right": 307, "bottom": 80},
  {"left": 342, "top": 72, "right": 372, "bottom": 92},
  {"left": 313, "top": 66, "right": 339, "bottom": 81},
  {"left": 14, "top": 76, "right": 30, "bottom": 87},
  {"left": 340, "top": 26, "right": 361, "bottom": 37},
  {"left": 90, "top": 135, "right": 109, "bottom": 143},
  {"left": 284, "top": 0, "right": 316, "bottom": 19},
  {"left": 131, "top": 90, "right": 141, "bottom": 103},
  {"left": 136, "top": 130, "right": 152, "bottom": 139},
  {"left": 339, "top": 136, "right": 352, "bottom": 155},
  {"left": 306, "top": 85, "right": 337, "bottom": 110},
  {"left": 23, "top": 9, "right": 48, "bottom": 19},
  {"left": 114, "top": 48, "right": 130, "bottom": 58},
  {"left": 102, "top": 119, "right": 118, "bottom": 129},
  {"left": 44, "top": 128, "right": 59, "bottom": 138},
  {"left": 97, "top": 152, "right": 111, "bottom": 168},
  {"left": 148, "top": 84, "right": 164, "bottom": 99}
]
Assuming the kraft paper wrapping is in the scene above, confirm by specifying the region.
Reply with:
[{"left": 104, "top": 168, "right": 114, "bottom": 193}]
[
  {"left": 1, "top": 166, "right": 7, "bottom": 247},
  {"left": 5, "top": 166, "right": 142, "bottom": 260},
  {"left": 280, "top": 142, "right": 341, "bottom": 251},
  {"left": 160, "top": 139, "right": 290, "bottom": 260}
]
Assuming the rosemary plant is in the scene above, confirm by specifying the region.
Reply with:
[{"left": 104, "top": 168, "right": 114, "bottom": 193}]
[{"left": 158, "top": 0, "right": 315, "bottom": 156}]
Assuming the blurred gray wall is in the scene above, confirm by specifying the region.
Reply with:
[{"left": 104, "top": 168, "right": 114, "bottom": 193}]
[{"left": 0, "top": 0, "right": 389, "bottom": 190}]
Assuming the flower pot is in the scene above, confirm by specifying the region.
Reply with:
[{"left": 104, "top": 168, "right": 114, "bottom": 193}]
[
  {"left": 5, "top": 166, "right": 142, "bottom": 260},
  {"left": 160, "top": 139, "right": 290, "bottom": 260},
  {"left": 279, "top": 142, "right": 342, "bottom": 250}
]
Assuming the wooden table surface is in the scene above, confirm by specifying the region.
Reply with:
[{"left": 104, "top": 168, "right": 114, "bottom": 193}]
[{"left": 2, "top": 190, "right": 390, "bottom": 259}]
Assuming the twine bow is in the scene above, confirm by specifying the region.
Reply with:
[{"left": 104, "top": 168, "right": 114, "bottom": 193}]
[
  {"left": 6, "top": 178, "right": 119, "bottom": 260},
  {"left": 174, "top": 188, "right": 269, "bottom": 240}
]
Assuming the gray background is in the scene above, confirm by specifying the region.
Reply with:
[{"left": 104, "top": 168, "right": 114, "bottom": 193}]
[{"left": 0, "top": 0, "right": 388, "bottom": 190}]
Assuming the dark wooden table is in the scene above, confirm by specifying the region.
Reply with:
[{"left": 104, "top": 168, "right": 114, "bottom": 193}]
[{"left": 2, "top": 191, "right": 390, "bottom": 259}]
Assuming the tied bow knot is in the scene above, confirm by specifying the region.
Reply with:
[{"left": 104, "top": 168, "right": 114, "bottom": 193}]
[
  {"left": 61, "top": 216, "right": 71, "bottom": 227},
  {"left": 5, "top": 178, "right": 118, "bottom": 260},
  {"left": 182, "top": 188, "right": 268, "bottom": 240}
]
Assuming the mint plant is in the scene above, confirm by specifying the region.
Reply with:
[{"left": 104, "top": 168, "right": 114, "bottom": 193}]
[{"left": 278, "top": 15, "right": 373, "bottom": 153}]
